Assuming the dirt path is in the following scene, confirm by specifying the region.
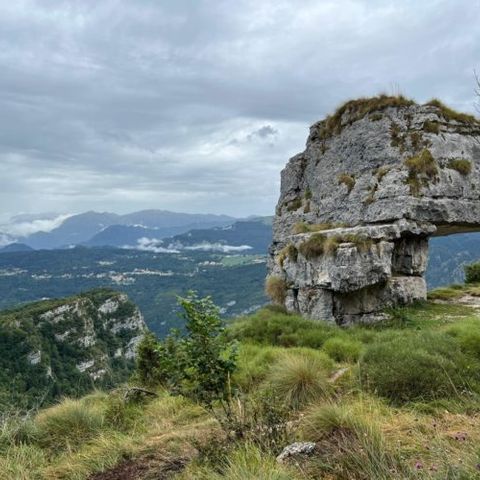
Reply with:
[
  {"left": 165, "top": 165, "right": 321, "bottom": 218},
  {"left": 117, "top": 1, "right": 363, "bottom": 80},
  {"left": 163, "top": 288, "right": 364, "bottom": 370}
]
[{"left": 88, "top": 454, "right": 188, "bottom": 480}]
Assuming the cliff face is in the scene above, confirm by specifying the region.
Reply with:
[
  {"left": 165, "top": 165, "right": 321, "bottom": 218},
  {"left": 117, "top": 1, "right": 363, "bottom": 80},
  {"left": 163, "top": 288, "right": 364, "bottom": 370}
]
[
  {"left": 0, "top": 289, "right": 146, "bottom": 410},
  {"left": 269, "top": 96, "right": 480, "bottom": 325}
]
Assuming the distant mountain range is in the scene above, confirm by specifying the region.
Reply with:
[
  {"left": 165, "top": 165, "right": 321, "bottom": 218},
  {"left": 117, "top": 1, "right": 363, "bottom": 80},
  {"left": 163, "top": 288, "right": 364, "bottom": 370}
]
[
  {"left": 1, "top": 210, "right": 480, "bottom": 290},
  {"left": 2, "top": 210, "right": 236, "bottom": 250}
]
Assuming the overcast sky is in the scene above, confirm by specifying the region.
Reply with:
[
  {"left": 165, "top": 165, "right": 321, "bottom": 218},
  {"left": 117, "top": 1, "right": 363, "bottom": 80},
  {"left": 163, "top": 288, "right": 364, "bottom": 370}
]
[{"left": 1, "top": 0, "right": 479, "bottom": 220}]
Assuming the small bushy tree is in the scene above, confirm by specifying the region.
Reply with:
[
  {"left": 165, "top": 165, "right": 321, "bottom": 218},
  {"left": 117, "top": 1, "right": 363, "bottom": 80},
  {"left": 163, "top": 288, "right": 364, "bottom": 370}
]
[
  {"left": 465, "top": 261, "right": 480, "bottom": 284},
  {"left": 136, "top": 292, "right": 238, "bottom": 406}
]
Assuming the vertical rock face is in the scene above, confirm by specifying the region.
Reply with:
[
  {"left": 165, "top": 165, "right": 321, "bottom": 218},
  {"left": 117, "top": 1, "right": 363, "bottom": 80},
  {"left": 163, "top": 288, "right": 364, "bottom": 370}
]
[{"left": 269, "top": 96, "right": 480, "bottom": 324}]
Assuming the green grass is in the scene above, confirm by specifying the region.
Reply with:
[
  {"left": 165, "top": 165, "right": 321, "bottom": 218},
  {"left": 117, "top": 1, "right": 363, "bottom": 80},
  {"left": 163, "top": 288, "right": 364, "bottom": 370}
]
[
  {"left": 6, "top": 286, "right": 480, "bottom": 479},
  {"left": 266, "top": 352, "right": 332, "bottom": 409},
  {"left": 360, "top": 330, "right": 480, "bottom": 404}
]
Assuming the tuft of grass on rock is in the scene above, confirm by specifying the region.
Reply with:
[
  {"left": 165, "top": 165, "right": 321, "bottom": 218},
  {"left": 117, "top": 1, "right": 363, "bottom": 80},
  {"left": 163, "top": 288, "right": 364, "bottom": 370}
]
[
  {"left": 286, "top": 198, "right": 302, "bottom": 212},
  {"left": 404, "top": 148, "right": 438, "bottom": 196},
  {"left": 423, "top": 120, "right": 440, "bottom": 134},
  {"left": 425, "top": 98, "right": 480, "bottom": 125},
  {"left": 338, "top": 173, "right": 355, "bottom": 193},
  {"left": 310, "top": 95, "right": 415, "bottom": 142},
  {"left": 265, "top": 276, "right": 287, "bottom": 305},
  {"left": 448, "top": 158, "right": 472, "bottom": 175}
]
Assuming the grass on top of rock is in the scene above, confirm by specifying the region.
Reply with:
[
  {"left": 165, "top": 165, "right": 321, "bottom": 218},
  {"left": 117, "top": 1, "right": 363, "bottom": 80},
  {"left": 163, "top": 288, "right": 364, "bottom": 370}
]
[
  {"left": 292, "top": 221, "right": 346, "bottom": 234},
  {"left": 298, "top": 233, "right": 373, "bottom": 259},
  {"left": 426, "top": 98, "right": 480, "bottom": 125},
  {"left": 311, "top": 95, "right": 415, "bottom": 141}
]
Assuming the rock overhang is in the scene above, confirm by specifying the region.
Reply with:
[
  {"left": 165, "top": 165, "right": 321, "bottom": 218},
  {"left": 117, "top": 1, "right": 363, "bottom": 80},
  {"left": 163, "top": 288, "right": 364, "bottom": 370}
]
[{"left": 269, "top": 96, "right": 480, "bottom": 324}]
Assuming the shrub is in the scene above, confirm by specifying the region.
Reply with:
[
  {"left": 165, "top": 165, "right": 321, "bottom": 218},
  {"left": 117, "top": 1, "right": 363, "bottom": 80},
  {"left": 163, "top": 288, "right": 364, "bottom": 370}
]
[
  {"left": 134, "top": 293, "right": 238, "bottom": 406},
  {"left": 322, "top": 337, "right": 363, "bottom": 363},
  {"left": 338, "top": 173, "right": 355, "bottom": 192},
  {"left": 34, "top": 398, "right": 105, "bottom": 452},
  {"left": 359, "top": 332, "right": 479, "bottom": 404},
  {"left": 423, "top": 120, "right": 440, "bottom": 134},
  {"left": 135, "top": 331, "right": 162, "bottom": 386},
  {"left": 304, "top": 187, "right": 312, "bottom": 200},
  {"left": 265, "top": 276, "right": 287, "bottom": 305},
  {"left": 465, "top": 262, "right": 480, "bottom": 284},
  {"left": 448, "top": 158, "right": 472, "bottom": 175},
  {"left": 266, "top": 353, "right": 331, "bottom": 409},
  {"left": 409, "top": 131, "right": 423, "bottom": 150}
]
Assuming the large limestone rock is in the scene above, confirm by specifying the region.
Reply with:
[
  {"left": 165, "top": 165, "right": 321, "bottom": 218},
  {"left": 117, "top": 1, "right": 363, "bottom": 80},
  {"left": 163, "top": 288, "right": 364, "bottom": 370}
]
[{"left": 269, "top": 96, "right": 480, "bottom": 324}]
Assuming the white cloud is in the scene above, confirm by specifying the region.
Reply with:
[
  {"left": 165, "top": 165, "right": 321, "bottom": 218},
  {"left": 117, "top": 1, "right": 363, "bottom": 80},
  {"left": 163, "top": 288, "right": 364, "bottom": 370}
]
[
  {"left": 126, "top": 237, "right": 180, "bottom": 254},
  {"left": 1, "top": 213, "right": 73, "bottom": 237},
  {"left": 184, "top": 242, "right": 253, "bottom": 253},
  {"left": 0, "top": 1, "right": 478, "bottom": 217}
]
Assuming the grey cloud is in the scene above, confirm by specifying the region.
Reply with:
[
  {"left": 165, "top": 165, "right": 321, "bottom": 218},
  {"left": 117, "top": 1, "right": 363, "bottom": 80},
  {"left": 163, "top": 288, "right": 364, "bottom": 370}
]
[{"left": 0, "top": 0, "right": 479, "bottom": 217}]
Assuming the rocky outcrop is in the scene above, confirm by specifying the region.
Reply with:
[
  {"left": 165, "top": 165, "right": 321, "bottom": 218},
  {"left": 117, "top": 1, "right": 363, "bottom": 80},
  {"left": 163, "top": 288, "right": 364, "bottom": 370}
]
[
  {"left": 269, "top": 96, "right": 480, "bottom": 324},
  {"left": 0, "top": 289, "right": 147, "bottom": 409}
]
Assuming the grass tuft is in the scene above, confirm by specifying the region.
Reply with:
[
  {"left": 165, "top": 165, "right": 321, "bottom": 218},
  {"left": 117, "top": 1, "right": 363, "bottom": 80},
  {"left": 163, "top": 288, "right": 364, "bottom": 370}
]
[
  {"left": 423, "top": 120, "right": 440, "bottom": 134},
  {"left": 265, "top": 276, "right": 287, "bottom": 305},
  {"left": 338, "top": 173, "right": 355, "bottom": 193},
  {"left": 266, "top": 353, "right": 331, "bottom": 409},
  {"left": 448, "top": 158, "right": 472, "bottom": 175},
  {"left": 404, "top": 148, "right": 438, "bottom": 196},
  {"left": 310, "top": 95, "right": 415, "bottom": 142},
  {"left": 425, "top": 98, "right": 480, "bottom": 124}
]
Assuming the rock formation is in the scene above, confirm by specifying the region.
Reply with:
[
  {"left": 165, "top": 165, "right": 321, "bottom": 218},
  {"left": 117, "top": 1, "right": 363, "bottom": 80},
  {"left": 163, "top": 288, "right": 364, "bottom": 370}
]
[
  {"left": 268, "top": 96, "right": 480, "bottom": 324},
  {"left": 0, "top": 289, "right": 147, "bottom": 409}
]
